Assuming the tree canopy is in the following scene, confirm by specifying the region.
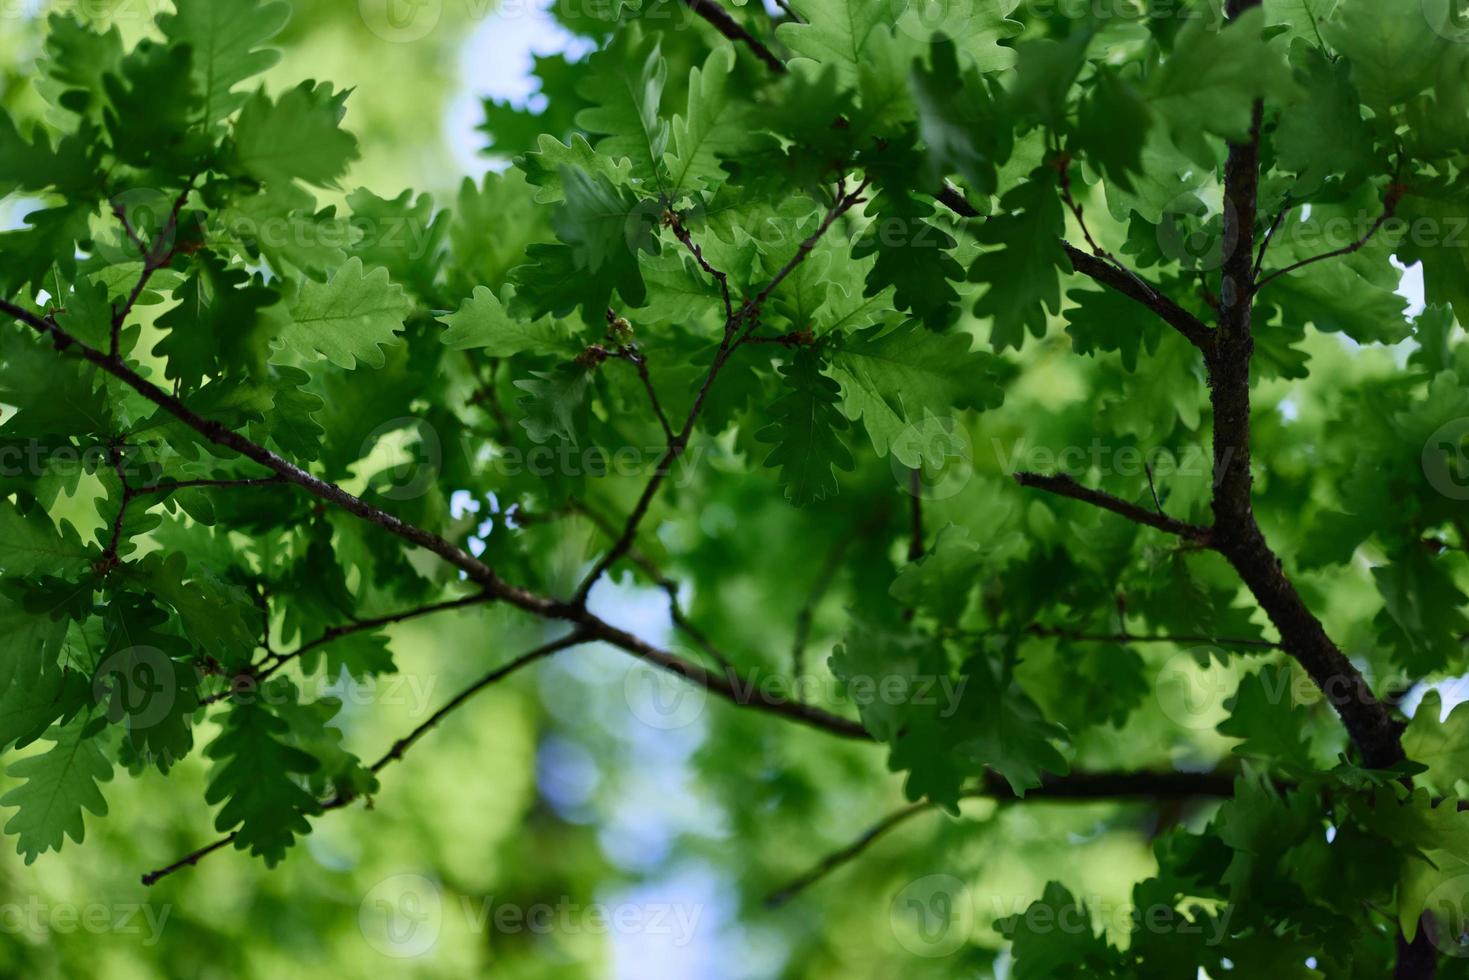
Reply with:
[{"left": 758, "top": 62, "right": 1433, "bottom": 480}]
[{"left": 3, "top": 0, "right": 1469, "bottom": 976}]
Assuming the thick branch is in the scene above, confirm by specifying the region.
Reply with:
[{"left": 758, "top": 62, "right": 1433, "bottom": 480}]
[
  {"left": 680, "top": 0, "right": 787, "bottom": 74},
  {"left": 0, "top": 298, "right": 863, "bottom": 742},
  {"left": 1204, "top": 93, "right": 1404, "bottom": 773},
  {"left": 1013, "top": 471, "right": 1211, "bottom": 542},
  {"left": 1199, "top": 27, "right": 1428, "bottom": 980}
]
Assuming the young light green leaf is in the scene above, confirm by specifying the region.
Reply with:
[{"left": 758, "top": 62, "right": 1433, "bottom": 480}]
[{"left": 271, "top": 257, "right": 411, "bottom": 369}]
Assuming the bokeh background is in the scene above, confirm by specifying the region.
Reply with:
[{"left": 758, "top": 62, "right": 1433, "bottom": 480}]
[{"left": 0, "top": 2, "right": 1448, "bottom": 978}]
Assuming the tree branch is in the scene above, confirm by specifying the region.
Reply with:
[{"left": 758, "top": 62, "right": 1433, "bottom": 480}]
[
  {"left": 949, "top": 624, "right": 1280, "bottom": 651},
  {"left": 1013, "top": 471, "right": 1212, "bottom": 542},
  {"left": 765, "top": 769, "right": 1240, "bottom": 907},
  {"left": 200, "top": 592, "right": 499, "bottom": 705},
  {"left": 934, "top": 183, "right": 1214, "bottom": 351},
  {"left": 1255, "top": 183, "right": 1403, "bottom": 290},
  {"left": 569, "top": 497, "right": 737, "bottom": 676},
  {"left": 669, "top": 210, "right": 734, "bottom": 321},
  {"left": 1207, "top": 12, "right": 1423, "bottom": 972},
  {"left": 0, "top": 297, "right": 861, "bottom": 742},
  {"left": 110, "top": 184, "right": 192, "bottom": 356},
  {"left": 573, "top": 178, "right": 869, "bottom": 605},
  {"left": 620, "top": 347, "right": 675, "bottom": 442},
  {"left": 136, "top": 475, "right": 285, "bottom": 497},
  {"left": 146, "top": 631, "right": 588, "bottom": 885},
  {"left": 680, "top": 0, "right": 787, "bottom": 74},
  {"left": 1204, "top": 83, "right": 1404, "bottom": 771},
  {"left": 743, "top": 177, "right": 870, "bottom": 324}
]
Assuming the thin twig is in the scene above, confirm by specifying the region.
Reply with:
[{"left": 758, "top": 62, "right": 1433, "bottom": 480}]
[
  {"left": 764, "top": 769, "right": 1240, "bottom": 907},
  {"left": 110, "top": 183, "right": 192, "bottom": 356},
  {"left": 946, "top": 624, "right": 1280, "bottom": 650},
  {"left": 140, "top": 835, "right": 237, "bottom": 887},
  {"left": 1256, "top": 184, "right": 1404, "bottom": 291},
  {"left": 770, "top": 0, "right": 802, "bottom": 21},
  {"left": 569, "top": 497, "right": 737, "bottom": 676},
  {"left": 146, "top": 632, "right": 588, "bottom": 885},
  {"left": 668, "top": 211, "right": 734, "bottom": 321},
  {"left": 680, "top": 0, "right": 787, "bottom": 74},
  {"left": 136, "top": 475, "right": 285, "bottom": 497},
  {"left": 203, "top": 592, "right": 497, "bottom": 704},
  {"left": 1253, "top": 199, "right": 1293, "bottom": 280},
  {"left": 741, "top": 178, "right": 870, "bottom": 330},
  {"left": 1013, "top": 471, "right": 1211, "bottom": 542},
  {"left": 620, "top": 348, "right": 674, "bottom": 442},
  {"left": 935, "top": 184, "right": 1214, "bottom": 352},
  {"left": 1144, "top": 462, "right": 1163, "bottom": 517},
  {"left": 573, "top": 179, "right": 869, "bottom": 606},
  {"left": 97, "top": 443, "right": 135, "bottom": 574}
]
